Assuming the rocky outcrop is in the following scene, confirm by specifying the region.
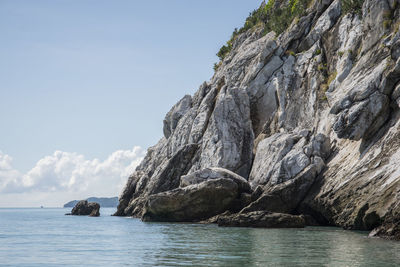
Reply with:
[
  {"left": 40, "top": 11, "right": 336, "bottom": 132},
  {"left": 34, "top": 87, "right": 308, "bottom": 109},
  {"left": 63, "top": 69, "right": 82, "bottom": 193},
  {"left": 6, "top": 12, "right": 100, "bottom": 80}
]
[
  {"left": 243, "top": 159, "right": 325, "bottom": 215},
  {"left": 243, "top": 130, "right": 330, "bottom": 216},
  {"left": 116, "top": 0, "right": 400, "bottom": 237},
  {"left": 66, "top": 200, "right": 100, "bottom": 217},
  {"left": 63, "top": 197, "right": 118, "bottom": 208},
  {"left": 142, "top": 167, "right": 254, "bottom": 222}
]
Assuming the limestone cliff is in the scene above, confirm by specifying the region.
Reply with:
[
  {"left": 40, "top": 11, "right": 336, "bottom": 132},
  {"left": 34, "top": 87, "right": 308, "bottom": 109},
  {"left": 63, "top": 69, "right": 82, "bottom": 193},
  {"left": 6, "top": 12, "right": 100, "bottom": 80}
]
[{"left": 115, "top": 0, "right": 400, "bottom": 240}]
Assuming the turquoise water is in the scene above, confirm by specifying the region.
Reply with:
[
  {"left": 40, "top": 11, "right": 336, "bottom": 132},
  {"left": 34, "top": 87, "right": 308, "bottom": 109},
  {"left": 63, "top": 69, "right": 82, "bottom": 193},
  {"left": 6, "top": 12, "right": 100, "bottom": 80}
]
[{"left": 1, "top": 208, "right": 400, "bottom": 266}]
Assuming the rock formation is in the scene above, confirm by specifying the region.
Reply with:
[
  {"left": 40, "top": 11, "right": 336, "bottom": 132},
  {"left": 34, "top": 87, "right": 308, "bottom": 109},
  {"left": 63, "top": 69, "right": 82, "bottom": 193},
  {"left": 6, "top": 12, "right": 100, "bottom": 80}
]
[
  {"left": 66, "top": 200, "right": 100, "bottom": 217},
  {"left": 115, "top": 0, "right": 400, "bottom": 240},
  {"left": 63, "top": 197, "right": 118, "bottom": 208},
  {"left": 142, "top": 178, "right": 239, "bottom": 222}
]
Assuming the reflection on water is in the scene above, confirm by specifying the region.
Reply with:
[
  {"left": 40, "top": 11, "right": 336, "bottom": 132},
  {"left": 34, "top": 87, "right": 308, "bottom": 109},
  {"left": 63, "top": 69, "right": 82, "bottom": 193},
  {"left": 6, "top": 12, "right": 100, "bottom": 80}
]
[
  {"left": 0, "top": 208, "right": 399, "bottom": 266},
  {"left": 151, "top": 223, "right": 400, "bottom": 266}
]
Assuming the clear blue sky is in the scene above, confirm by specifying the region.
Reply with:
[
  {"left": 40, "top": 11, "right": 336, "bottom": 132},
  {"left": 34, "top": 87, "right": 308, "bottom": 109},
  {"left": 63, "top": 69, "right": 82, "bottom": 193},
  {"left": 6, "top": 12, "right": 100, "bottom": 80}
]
[{"left": 0, "top": 0, "right": 262, "bottom": 173}]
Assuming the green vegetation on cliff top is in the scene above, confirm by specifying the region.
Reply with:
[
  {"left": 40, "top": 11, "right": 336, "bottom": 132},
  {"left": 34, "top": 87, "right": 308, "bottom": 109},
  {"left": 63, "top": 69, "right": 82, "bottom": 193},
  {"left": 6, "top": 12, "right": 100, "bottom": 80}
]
[
  {"left": 216, "top": 0, "right": 366, "bottom": 63},
  {"left": 217, "top": 0, "right": 312, "bottom": 61}
]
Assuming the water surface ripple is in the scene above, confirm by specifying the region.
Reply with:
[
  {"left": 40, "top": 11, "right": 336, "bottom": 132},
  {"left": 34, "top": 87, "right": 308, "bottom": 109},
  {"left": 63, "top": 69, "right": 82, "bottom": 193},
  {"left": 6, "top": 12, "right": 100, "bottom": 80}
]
[{"left": 0, "top": 208, "right": 399, "bottom": 266}]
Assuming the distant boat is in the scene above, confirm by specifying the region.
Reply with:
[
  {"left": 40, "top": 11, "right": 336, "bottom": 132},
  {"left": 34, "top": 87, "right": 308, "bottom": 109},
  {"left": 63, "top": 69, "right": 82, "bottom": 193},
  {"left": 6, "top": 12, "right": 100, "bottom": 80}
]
[{"left": 40, "top": 206, "right": 44, "bottom": 208}]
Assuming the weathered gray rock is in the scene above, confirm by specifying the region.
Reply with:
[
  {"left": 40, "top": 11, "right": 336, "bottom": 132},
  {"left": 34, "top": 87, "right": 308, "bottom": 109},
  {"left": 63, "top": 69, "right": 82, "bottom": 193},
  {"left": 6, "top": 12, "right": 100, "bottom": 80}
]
[
  {"left": 380, "top": 58, "right": 400, "bottom": 95},
  {"left": 301, "top": 115, "right": 400, "bottom": 230},
  {"left": 124, "top": 196, "right": 147, "bottom": 218},
  {"left": 213, "top": 31, "right": 277, "bottom": 88},
  {"left": 392, "top": 83, "right": 400, "bottom": 108},
  {"left": 217, "top": 211, "right": 305, "bottom": 228},
  {"left": 332, "top": 91, "right": 390, "bottom": 140},
  {"left": 114, "top": 172, "right": 140, "bottom": 216},
  {"left": 66, "top": 200, "right": 100, "bottom": 217},
  {"left": 163, "top": 95, "right": 192, "bottom": 139},
  {"left": 114, "top": 0, "right": 400, "bottom": 240},
  {"left": 298, "top": 0, "right": 341, "bottom": 51},
  {"left": 249, "top": 131, "right": 330, "bottom": 188},
  {"left": 144, "top": 143, "right": 198, "bottom": 195},
  {"left": 249, "top": 132, "right": 301, "bottom": 188},
  {"left": 193, "top": 86, "right": 254, "bottom": 178},
  {"left": 180, "top": 167, "right": 251, "bottom": 194},
  {"left": 361, "top": 0, "right": 391, "bottom": 54},
  {"left": 243, "top": 158, "right": 325, "bottom": 214},
  {"left": 142, "top": 178, "right": 238, "bottom": 222},
  {"left": 392, "top": 32, "right": 400, "bottom": 60},
  {"left": 330, "top": 59, "right": 391, "bottom": 140}
]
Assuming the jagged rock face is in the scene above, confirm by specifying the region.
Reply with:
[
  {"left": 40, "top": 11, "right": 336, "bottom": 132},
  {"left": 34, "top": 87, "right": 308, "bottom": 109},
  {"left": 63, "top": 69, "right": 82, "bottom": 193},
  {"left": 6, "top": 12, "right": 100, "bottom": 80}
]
[
  {"left": 249, "top": 130, "right": 330, "bottom": 188},
  {"left": 329, "top": 61, "right": 391, "bottom": 140},
  {"left": 192, "top": 86, "right": 254, "bottom": 178},
  {"left": 117, "top": 0, "right": 400, "bottom": 237},
  {"left": 243, "top": 158, "right": 325, "bottom": 215},
  {"left": 163, "top": 95, "right": 192, "bottom": 139},
  {"left": 298, "top": 0, "right": 342, "bottom": 51},
  {"left": 144, "top": 143, "right": 198, "bottom": 195}
]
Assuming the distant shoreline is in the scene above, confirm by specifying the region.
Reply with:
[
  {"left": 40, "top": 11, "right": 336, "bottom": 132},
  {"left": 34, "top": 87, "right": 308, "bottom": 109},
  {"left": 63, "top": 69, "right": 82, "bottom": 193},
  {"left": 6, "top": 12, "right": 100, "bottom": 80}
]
[{"left": 63, "top": 197, "right": 118, "bottom": 208}]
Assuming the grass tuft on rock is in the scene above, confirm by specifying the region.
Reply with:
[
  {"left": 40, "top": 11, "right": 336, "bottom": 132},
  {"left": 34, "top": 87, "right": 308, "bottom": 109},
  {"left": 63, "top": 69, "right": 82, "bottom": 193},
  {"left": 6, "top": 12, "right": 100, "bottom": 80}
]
[
  {"left": 342, "top": 0, "right": 364, "bottom": 15},
  {"left": 327, "top": 71, "right": 338, "bottom": 86}
]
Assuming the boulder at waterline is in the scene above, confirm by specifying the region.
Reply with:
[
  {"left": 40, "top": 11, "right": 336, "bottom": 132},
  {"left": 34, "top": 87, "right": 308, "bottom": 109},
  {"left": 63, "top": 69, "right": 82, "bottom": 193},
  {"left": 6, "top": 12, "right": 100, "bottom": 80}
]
[{"left": 142, "top": 178, "right": 238, "bottom": 222}]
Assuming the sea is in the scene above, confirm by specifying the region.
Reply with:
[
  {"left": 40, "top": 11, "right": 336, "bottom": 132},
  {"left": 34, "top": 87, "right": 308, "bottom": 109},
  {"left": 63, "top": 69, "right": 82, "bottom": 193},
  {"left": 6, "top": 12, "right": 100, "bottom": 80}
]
[{"left": 1, "top": 208, "right": 400, "bottom": 266}]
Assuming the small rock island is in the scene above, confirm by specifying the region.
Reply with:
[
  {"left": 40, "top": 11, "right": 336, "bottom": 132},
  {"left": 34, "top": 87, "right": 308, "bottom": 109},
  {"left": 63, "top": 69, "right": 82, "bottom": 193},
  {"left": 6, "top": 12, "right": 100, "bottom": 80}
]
[
  {"left": 65, "top": 200, "right": 100, "bottom": 217},
  {"left": 63, "top": 197, "right": 118, "bottom": 208}
]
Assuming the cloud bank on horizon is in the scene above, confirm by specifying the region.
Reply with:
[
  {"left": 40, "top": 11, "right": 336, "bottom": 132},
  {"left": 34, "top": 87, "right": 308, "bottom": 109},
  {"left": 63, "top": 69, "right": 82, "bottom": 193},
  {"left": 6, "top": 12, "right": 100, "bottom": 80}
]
[{"left": 0, "top": 147, "right": 144, "bottom": 207}]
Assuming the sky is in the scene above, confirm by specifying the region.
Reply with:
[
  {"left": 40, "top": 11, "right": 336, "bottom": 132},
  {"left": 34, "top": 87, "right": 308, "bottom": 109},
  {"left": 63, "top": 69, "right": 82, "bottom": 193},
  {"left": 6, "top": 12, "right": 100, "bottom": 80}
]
[{"left": 0, "top": 0, "right": 262, "bottom": 207}]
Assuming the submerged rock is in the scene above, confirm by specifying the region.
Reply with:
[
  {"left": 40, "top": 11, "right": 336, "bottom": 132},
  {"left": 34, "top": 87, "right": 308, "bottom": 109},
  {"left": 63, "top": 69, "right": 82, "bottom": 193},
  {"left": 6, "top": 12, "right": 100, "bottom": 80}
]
[
  {"left": 217, "top": 211, "right": 305, "bottom": 228},
  {"left": 66, "top": 200, "right": 100, "bottom": 217}
]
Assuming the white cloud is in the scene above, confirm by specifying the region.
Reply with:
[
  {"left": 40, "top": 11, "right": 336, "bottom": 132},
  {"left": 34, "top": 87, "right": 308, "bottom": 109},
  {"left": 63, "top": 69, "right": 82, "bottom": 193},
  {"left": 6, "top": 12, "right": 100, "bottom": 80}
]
[
  {"left": 0, "top": 147, "right": 144, "bottom": 207},
  {"left": 0, "top": 151, "right": 22, "bottom": 193}
]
